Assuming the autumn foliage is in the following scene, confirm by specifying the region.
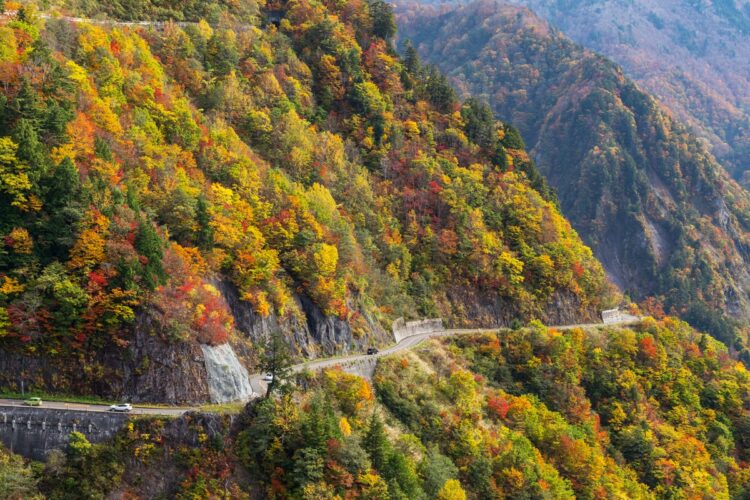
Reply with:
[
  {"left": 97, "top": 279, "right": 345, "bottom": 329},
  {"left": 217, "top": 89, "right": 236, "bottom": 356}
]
[{"left": 0, "top": 0, "right": 610, "bottom": 362}]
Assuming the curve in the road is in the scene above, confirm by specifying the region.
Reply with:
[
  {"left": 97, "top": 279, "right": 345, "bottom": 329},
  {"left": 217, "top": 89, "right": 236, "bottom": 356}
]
[{"left": 249, "top": 319, "right": 641, "bottom": 397}]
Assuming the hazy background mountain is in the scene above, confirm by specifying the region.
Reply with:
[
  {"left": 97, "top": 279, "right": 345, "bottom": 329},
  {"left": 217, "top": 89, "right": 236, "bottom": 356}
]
[
  {"left": 511, "top": 0, "right": 750, "bottom": 181},
  {"left": 397, "top": 0, "right": 750, "bottom": 351},
  {"left": 408, "top": 0, "right": 750, "bottom": 183}
]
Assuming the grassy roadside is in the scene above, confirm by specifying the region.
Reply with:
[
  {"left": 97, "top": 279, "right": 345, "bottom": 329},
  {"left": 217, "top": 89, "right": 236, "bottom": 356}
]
[
  {"left": 0, "top": 391, "right": 117, "bottom": 405},
  {"left": 197, "top": 401, "right": 247, "bottom": 414}
]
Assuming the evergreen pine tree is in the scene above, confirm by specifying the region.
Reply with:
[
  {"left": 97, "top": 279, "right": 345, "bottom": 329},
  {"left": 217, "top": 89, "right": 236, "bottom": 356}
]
[
  {"left": 12, "top": 119, "right": 46, "bottom": 182},
  {"left": 260, "top": 330, "right": 293, "bottom": 398},
  {"left": 403, "top": 41, "right": 421, "bottom": 75},
  {"left": 134, "top": 220, "right": 166, "bottom": 290},
  {"left": 364, "top": 411, "right": 390, "bottom": 472},
  {"left": 368, "top": 0, "right": 397, "bottom": 41},
  {"left": 195, "top": 195, "right": 214, "bottom": 250}
]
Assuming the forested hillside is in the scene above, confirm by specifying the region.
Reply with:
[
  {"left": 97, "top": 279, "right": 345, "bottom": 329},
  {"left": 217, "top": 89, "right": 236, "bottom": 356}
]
[
  {"left": 410, "top": 0, "right": 750, "bottom": 183},
  {"left": 507, "top": 0, "right": 750, "bottom": 183},
  {"left": 6, "top": 0, "right": 750, "bottom": 498},
  {"left": 0, "top": 0, "right": 611, "bottom": 401},
  {"left": 6, "top": 319, "right": 750, "bottom": 498},
  {"left": 397, "top": 0, "right": 750, "bottom": 356}
]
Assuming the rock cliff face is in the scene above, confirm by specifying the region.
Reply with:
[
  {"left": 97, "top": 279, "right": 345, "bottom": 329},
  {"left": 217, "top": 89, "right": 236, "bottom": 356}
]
[
  {"left": 0, "top": 311, "right": 212, "bottom": 404},
  {"left": 0, "top": 281, "right": 394, "bottom": 404},
  {"left": 441, "top": 287, "right": 599, "bottom": 328},
  {"left": 215, "top": 280, "right": 392, "bottom": 359},
  {"left": 213, "top": 280, "right": 313, "bottom": 358}
]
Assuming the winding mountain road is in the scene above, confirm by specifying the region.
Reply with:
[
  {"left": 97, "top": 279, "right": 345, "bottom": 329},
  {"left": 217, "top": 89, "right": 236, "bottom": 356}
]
[
  {"left": 247, "top": 320, "right": 639, "bottom": 398},
  {"left": 0, "top": 320, "right": 639, "bottom": 416}
]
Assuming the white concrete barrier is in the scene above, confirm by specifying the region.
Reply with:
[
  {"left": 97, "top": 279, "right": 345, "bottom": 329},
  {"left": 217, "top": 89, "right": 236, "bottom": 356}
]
[
  {"left": 602, "top": 308, "right": 639, "bottom": 324},
  {"left": 392, "top": 318, "right": 444, "bottom": 343}
]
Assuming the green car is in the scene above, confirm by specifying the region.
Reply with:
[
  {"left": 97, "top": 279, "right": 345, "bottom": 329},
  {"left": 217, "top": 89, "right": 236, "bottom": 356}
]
[{"left": 23, "top": 397, "right": 42, "bottom": 406}]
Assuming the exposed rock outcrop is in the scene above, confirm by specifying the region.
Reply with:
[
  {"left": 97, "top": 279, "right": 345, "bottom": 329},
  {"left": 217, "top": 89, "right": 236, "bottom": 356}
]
[
  {"left": 0, "top": 311, "right": 211, "bottom": 404},
  {"left": 200, "top": 343, "right": 253, "bottom": 403},
  {"left": 440, "top": 287, "right": 599, "bottom": 328},
  {"left": 216, "top": 280, "right": 391, "bottom": 359}
]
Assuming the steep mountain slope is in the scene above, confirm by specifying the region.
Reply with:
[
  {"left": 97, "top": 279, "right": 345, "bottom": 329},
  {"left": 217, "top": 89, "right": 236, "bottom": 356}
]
[
  {"left": 397, "top": 0, "right": 750, "bottom": 351},
  {"left": 0, "top": 1, "right": 610, "bottom": 401}
]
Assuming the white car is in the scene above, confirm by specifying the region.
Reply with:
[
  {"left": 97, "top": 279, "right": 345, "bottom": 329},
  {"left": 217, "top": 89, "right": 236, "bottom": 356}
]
[
  {"left": 262, "top": 373, "right": 274, "bottom": 382},
  {"left": 109, "top": 403, "right": 133, "bottom": 412}
]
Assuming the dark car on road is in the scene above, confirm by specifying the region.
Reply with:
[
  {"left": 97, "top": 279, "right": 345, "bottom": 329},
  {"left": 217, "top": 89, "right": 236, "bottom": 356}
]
[{"left": 367, "top": 348, "right": 378, "bottom": 355}]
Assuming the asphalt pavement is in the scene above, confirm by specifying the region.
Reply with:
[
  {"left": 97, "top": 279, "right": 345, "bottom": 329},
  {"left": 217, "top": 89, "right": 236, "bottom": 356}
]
[{"left": 0, "top": 398, "right": 190, "bottom": 416}]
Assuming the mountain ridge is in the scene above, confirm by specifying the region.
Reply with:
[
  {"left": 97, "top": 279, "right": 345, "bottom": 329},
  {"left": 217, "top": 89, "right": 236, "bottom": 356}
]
[{"left": 410, "top": 0, "right": 750, "bottom": 181}]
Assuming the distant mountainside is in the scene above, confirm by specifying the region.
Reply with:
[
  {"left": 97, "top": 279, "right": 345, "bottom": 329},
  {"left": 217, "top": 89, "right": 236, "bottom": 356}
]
[
  {"left": 397, "top": 0, "right": 750, "bottom": 351},
  {"left": 408, "top": 0, "right": 750, "bottom": 182},
  {"left": 509, "top": 0, "right": 750, "bottom": 181}
]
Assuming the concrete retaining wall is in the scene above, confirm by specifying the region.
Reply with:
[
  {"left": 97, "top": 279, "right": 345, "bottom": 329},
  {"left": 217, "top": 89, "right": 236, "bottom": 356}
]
[
  {"left": 392, "top": 318, "right": 444, "bottom": 342},
  {"left": 336, "top": 358, "right": 379, "bottom": 380},
  {"left": 0, "top": 407, "right": 129, "bottom": 461},
  {"left": 602, "top": 308, "right": 640, "bottom": 324}
]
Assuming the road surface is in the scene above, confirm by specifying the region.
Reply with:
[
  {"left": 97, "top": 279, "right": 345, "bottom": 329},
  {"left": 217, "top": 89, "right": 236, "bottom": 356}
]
[
  {"left": 1, "top": 320, "right": 639, "bottom": 415},
  {"left": 0, "top": 398, "right": 189, "bottom": 416}
]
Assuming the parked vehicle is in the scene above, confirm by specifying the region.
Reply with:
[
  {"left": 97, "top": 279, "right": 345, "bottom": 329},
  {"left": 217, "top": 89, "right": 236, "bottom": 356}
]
[
  {"left": 367, "top": 348, "right": 378, "bottom": 355},
  {"left": 263, "top": 373, "right": 274, "bottom": 382},
  {"left": 23, "top": 397, "right": 42, "bottom": 406},
  {"left": 109, "top": 403, "right": 133, "bottom": 412}
]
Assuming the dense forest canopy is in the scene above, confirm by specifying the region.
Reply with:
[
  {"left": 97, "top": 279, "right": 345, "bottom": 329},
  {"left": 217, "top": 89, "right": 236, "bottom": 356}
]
[
  {"left": 2, "top": 0, "right": 750, "bottom": 498},
  {"left": 0, "top": 0, "right": 611, "bottom": 395}
]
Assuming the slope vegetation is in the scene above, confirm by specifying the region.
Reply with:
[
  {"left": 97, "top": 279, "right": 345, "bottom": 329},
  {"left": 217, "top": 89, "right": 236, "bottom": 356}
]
[
  {"left": 0, "top": 0, "right": 609, "bottom": 400},
  {"left": 7, "top": 319, "right": 750, "bottom": 498}
]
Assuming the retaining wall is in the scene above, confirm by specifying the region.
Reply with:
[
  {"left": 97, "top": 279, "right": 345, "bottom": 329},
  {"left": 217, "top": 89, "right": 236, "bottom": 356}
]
[
  {"left": 0, "top": 407, "right": 129, "bottom": 461},
  {"left": 392, "top": 318, "right": 444, "bottom": 342}
]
